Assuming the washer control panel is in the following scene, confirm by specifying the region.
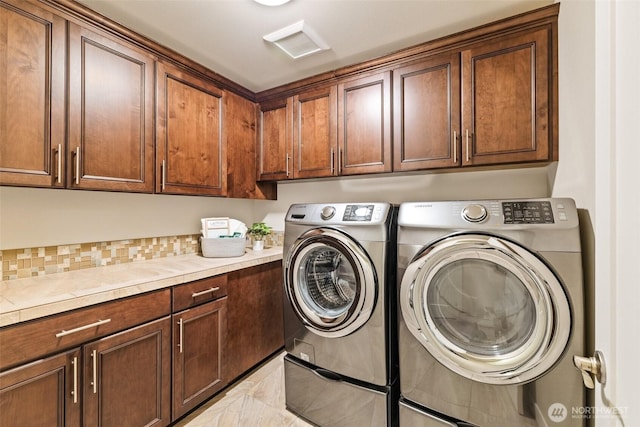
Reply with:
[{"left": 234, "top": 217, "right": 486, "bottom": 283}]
[
  {"left": 502, "top": 201, "right": 554, "bottom": 224},
  {"left": 343, "top": 204, "right": 375, "bottom": 221}
]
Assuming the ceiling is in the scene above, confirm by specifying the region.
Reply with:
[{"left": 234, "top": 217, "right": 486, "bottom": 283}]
[{"left": 76, "top": 0, "right": 553, "bottom": 94}]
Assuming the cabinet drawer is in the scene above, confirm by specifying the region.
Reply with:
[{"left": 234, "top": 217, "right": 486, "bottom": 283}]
[
  {"left": 0, "top": 289, "right": 171, "bottom": 371},
  {"left": 173, "top": 275, "right": 228, "bottom": 312}
]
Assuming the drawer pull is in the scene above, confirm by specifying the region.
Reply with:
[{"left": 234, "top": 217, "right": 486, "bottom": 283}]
[
  {"left": 191, "top": 287, "right": 220, "bottom": 298},
  {"left": 55, "top": 319, "right": 112, "bottom": 338}
]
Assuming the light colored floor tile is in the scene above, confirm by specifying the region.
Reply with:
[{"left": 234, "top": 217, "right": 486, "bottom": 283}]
[{"left": 175, "top": 351, "right": 313, "bottom": 427}]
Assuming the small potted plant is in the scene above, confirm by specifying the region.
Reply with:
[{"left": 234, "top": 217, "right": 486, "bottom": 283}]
[{"left": 246, "top": 222, "right": 272, "bottom": 251}]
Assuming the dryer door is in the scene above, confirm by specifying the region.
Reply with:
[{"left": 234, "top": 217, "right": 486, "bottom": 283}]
[
  {"left": 400, "top": 233, "right": 571, "bottom": 385},
  {"left": 285, "top": 227, "right": 377, "bottom": 338}
]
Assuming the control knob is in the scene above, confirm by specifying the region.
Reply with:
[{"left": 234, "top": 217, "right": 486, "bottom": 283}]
[
  {"left": 462, "top": 204, "right": 488, "bottom": 223},
  {"left": 320, "top": 206, "right": 336, "bottom": 220}
]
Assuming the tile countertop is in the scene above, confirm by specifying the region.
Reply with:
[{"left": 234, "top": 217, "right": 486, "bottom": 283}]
[{"left": 0, "top": 246, "right": 283, "bottom": 328}]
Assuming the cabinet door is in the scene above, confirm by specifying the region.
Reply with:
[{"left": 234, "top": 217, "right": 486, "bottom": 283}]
[
  {"left": 172, "top": 298, "right": 227, "bottom": 420},
  {"left": 258, "top": 97, "right": 292, "bottom": 181},
  {"left": 225, "top": 91, "right": 276, "bottom": 199},
  {"left": 226, "top": 262, "right": 284, "bottom": 381},
  {"left": 0, "top": 0, "right": 65, "bottom": 188},
  {"left": 338, "top": 72, "right": 392, "bottom": 175},
  {"left": 83, "top": 316, "right": 171, "bottom": 427},
  {"left": 157, "top": 61, "right": 226, "bottom": 196},
  {"left": 461, "top": 27, "right": 552, "bottom": 166},
  {"left": 68, "top": 22, "right": 155, "bottom": 192},
  {"left": 393, "top": 53, "right": 461, "bottom": 171},
  {"left": 0, "top": 348, "right": 81, "bottom": 427},
  {"left": 292, "top": 85, "right": 337, "bottom": 179}
]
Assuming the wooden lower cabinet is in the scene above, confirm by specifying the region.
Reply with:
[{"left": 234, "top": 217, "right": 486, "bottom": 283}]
[
  {"left": 226, "top": 262, "right": 284, "bottom": 381},
  {"left": 83, "top": 316, "right": 171, "bottom": 427},
  {"left": 0, "top": 348, "right": 81, "bottom": 427},
  {"left": 172, "top": 298, "right": 227, "bottom": 420},
  {"left": 0, "top": 316, "right": 171, "bottom": 427}
]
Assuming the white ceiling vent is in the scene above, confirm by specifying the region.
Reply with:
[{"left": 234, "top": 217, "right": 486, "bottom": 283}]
[{"left": 263, "top": 20, "right": 329, "bottom": 59}]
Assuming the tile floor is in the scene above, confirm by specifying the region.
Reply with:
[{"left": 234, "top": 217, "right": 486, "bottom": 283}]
[{"left": 174, "top": 351, "right": 313, "bottom": 427}]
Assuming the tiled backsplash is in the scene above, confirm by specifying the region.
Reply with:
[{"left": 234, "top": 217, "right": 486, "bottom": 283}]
[{"left": 1, "top": 232, "right": 284, "bottom": 281}]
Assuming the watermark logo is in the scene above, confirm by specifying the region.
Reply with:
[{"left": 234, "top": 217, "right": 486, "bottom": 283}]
[{"left": 548, "top": 403, "right": 568, "bottom": 423}]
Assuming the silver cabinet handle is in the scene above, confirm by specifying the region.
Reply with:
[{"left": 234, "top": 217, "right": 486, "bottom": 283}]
[
  {"left": 161, "top": 159, "right": 166, "bottom": 191},
  {"left": 191, "top": 287, "right": 220, "bottom": 298},
  {"left": 338, "top": 148, "right": 343, "bottom": 175},
  {"left": 74, "top": 146, "right": 80, "bottom": 185},
  {"left": 453, "top": 131, "right": 457, "bottom": 163},
  {"left": 330, "top": 148, "right": 335, "bottom": 174},
  {"left": 91, "top": 349, "right": 97, "bottom": 394},
  {"left": 465, "top": 129, "right": 470, "bottom": 163},
  {"left": 285, "top": 154, "right": 290, "bottom": 177},
  {"left": 56, "top": 144, "right": 62, "bottom": 184},
  {"left": 71, "top": 356, "right": 78, "bottom": 404},
  {"left": 177, "top": 318, "right": 184, "bottom": 354},
  {"left": 55, "top": 319, "right": 111, "bottom": 338}
]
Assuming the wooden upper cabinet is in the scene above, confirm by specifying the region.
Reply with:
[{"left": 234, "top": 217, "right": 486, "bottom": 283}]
[
  {"left": 338, "top": 72, "right": 392, "bottom": 175},
  {"left": 461, "top": 27, "right": 553, "bottom": 166},
  {"left": 393, "top": 53, "right": 461, "bottom": 171},
  {"left": 0, "top": 0, "right": 66, "bottom": 188},
  {"left": 157, "top": 61, "right": 226, "bottom": 196},
  {"left": 258, "top": 97, "right": 292, "bottom": 181},
  {"left": 292, "top": 85, "right": 337, "bottom": 179},
  {"left": 67, "top": 22, "right": 155, "bottom": 192}
]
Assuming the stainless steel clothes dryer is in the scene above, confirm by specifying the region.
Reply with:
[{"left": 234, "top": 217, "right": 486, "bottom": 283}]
[
  {"left": 397, "top": 199, "right": 586, "bottom": 427},
  {"left": 283, "top": 202, "right": 399, "bottom": 427}
]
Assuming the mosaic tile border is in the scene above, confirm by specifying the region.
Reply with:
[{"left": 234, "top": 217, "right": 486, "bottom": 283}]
[{"left": 1, "top": 232, "right": 284, "bottom": 281}]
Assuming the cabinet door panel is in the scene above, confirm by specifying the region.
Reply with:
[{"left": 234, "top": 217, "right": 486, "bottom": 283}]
[
  {"left": 258, "top": 98, "right": 292, "bottom": 181},
  {"left": 173, "top": 298, "right": 227, "bottom": 420},
  {"left": 293, "top": 86, "right": 337, "bottom": 178},
  {"left": 68, "top": 23, "right": 155, "bottom": 192},
  {"left": 394, "top": 53, "right": 461, "bottom": 171},
  {"left": 0, "top": 0, "right": 65, "bottom": 187},
  {"left": 0, "top": 348, "right": 81, "bottom": 427},
  {"left": 83, "top": 317, "right": 171, "bottom": 427},
  {"left": 462, "top": 28, "right": 551, "bottom": 165},
  {"left": 226, "top": 262, "right": 284, "bottom": 381},
  {"left": 157, "top": 62, "right": 226, "bottom": 195},
  {"left": 338, "top": 72, "right": 392, "bottom": 175}
]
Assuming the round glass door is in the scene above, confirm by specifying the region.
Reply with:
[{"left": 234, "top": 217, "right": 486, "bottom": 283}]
[
  {"left": 400, "top": 233, "right": 571, "bottom": 385},
  {"left": 285, "top": 228, "right": 377, "bottom": 338}
]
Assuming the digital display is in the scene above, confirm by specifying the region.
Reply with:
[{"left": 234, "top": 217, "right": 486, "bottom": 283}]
[
  {"left": 503, "top": 201, "right": 554, "bottom": 224},
  {"left": 343, "top": 204, "right": 374, "bottom": 222}
]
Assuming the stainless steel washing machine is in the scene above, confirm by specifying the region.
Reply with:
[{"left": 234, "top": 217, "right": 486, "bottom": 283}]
[
  {"left": 283, "top": 202, "right": 398, "bottom": 427},
  {"left": 397, "top": 199, "right": 586, "bottom": 426}
]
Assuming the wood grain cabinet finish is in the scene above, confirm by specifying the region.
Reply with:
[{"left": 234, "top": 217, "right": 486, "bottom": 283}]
[
  {"left": 338, "top": 72, "right": 392, "bottom": 175},
  {"left": 258, "top": 97, "right": 293, "bottom": 181},
  {"left": 393, "top": 53, "right": 461, "bottom": 171},
  {"left": 226, "top": 262, "right": 284, "bottom": 382},
  {"left": 461, "top": 27, "right": 553, "bottom": 166},
  {"left": 67, "top": 22, "right": 155, "bottom": 192},
  {"left": 156, "top": 61, "right": 226, "bottom": 196},
  {"left": 292, "top": 85, "right": 338, "bottom": 179},
  {"left": 172, "top": 297, "right": 227, "bottom": 420},
  {"left": 0, "top": 348, "right": 81, "bottom": 427},
  {"left": 83, "top": 316, "right": 171, "bottom": 427},
  {"left": 0, "top": 0, "right": 66, "bottom": 188}
]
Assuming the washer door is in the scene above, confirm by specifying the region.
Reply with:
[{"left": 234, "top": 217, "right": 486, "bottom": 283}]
[
  {"left": 400, "top": 233, "right": 571, "bottom": 385},
  {"left": 285, "top": 227, "right": 377, "bottom": 338}
]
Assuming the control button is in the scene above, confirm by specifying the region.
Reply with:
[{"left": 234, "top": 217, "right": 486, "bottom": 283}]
[
  {"left": 320, "top": 206, "right": 336, "bottom": 220},
  {"left": 559, "top": 212, "right": 568, "bottom": 221},
  {"left": 462, "top": 204, "right": 488, "bottom": 223},
  {"left": 557, "top": 203, "right": 565, "bottom": 209}
]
